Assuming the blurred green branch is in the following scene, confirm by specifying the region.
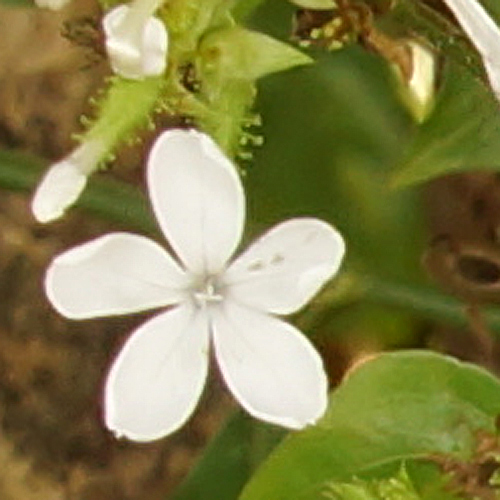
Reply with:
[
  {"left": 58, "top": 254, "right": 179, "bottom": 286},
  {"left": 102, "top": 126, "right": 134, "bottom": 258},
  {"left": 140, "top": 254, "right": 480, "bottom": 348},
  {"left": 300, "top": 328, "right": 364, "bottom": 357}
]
[
  {"left": 3, "top": 149, "right": 500, "bottom": 333},
  {"left": 0, "top": 149, "right": 156, "bottom": 233},
  {"left": 364, "top": 276, "right": 500, "bottom": 333}
]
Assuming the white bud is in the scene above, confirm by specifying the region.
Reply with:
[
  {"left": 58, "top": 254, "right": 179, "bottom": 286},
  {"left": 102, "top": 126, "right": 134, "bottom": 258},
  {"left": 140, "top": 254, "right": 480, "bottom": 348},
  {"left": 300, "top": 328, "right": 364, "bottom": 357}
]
[
  {"left": 32, "top": 141, "right": 103, "bottom": 223},
  {"left": 406, "top": 41, "right": 436, "bottom": 122},
  {"left": 103, "top": 3, "right": 168, "bottom": 80}
]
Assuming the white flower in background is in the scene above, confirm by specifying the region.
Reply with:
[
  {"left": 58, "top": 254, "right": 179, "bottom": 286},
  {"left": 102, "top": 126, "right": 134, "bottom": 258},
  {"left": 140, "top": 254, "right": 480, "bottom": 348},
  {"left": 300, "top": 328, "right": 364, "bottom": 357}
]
[
  {"left": 443, "top": 0, "right": 500, "bottom": 99},
  {"left": 44, "top": 128, "right": 345, "bottom": 442},
  {"left": 34, "top": 0, "right": 70, "bottom": 10},
  {"left": 407, "top": 41, "right": 435, "bottom": 110},
  {"left": 32, "top": 140, "right": 105, "bottom": 223},
  {"left": 103, "top": 0, "right": 168, "bottom": 80}
]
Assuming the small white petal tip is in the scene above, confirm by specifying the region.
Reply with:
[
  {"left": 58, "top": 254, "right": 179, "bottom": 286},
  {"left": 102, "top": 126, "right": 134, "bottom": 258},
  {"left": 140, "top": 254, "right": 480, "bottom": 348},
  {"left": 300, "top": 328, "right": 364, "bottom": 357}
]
[
  {"left": 32, "top": 160, "right": 87, "bottom": 223},
  {"left": 103, "top": 5, "right": 168, "bottom": 80}
]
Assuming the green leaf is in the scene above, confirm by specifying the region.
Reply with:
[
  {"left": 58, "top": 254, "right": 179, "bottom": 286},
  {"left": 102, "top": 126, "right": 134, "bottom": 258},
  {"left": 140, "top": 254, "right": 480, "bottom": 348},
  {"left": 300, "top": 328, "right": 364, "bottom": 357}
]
[
  {"left": 326, "top": 465, "right": 421, "bottom": 500},
  {"left": 392, "top": 61, "right": 500, "bottom": 187},
  {"left": 247, "top": 47, "right": 421, "bottom": 283},
  {"left": 231, "top": 0, "right": 268, "bottom": 21},
  {"left": 240, "top": 351, "right": 500, "bottom": 500},
  {"left": 198, "top": 27, "right": 312, "bottom": 82},
  {"left": 172, "top": 412, "right": 284, "bottom": 500}
]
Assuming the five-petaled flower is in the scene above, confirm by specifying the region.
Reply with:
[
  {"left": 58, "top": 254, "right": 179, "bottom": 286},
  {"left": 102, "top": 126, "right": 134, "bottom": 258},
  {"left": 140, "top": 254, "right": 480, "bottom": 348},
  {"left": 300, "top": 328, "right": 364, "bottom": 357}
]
[
  {"left": 103, "top": 0, "right": 168, "bottom": 80},
  {"left": 44, "top": 128, "right": 345, "bottom": 442}
]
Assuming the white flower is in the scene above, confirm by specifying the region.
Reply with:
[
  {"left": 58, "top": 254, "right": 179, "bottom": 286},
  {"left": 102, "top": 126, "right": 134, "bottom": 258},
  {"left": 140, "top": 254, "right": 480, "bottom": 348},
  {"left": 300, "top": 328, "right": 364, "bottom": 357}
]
[
  {"left": 44, "top": 129, "right": 345, "bottom": 442},
  {"left": 443, "top": 0, "right": 500, "bottom": 98},
  {"left": 102, "top": 0, "right": 168, "bottom": 80},
  {"left": 32, "top": 140, "right": 104, "bottom": 223}
]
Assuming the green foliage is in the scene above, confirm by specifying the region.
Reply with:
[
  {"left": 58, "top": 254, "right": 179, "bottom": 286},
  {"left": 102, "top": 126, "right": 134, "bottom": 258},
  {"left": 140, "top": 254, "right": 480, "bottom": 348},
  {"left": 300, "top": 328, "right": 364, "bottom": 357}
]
[
  {"left": 231, "top": 0, "right": 269, "bottom": 22},
  {"left": 195, "top": 26, "right": 311, "bottom": 155},
  {"left": 250, "top": 47, "right": 420, "bottom": 277},
  {"left": 377, "top": 0, "right": 500, "bottom": 187},
  {"left": 241, "top": 352, "right": 500, "bottom": 500},
  {"left": 244, "top": 42, "right": 426, "bottom": 341},
  {"left": 159, "top": 0, "right": 312, "bottom": 157},
  {"left": 392, "top": 61, "right": 500, "bottom": 187},
  {"left": 199, "top": 27, "right": 312, "bottom": 82},
  {"left": 172, "top": 413, "right": 284, "bottom": 500},
  {"left": 325, "top": 466, "right": 420, "bottom": 500}
]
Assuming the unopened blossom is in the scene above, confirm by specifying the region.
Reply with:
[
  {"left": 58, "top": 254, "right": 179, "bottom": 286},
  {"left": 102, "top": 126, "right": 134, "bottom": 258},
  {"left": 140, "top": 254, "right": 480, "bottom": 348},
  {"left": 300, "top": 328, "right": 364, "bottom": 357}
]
[
  {"left": 102, "top": 0, "right": 168, "bottom": 80},
  {"left": 32, "top": 140, "right": 105, "bottom": 223},
  {"left": 45, "top": 128, "right": 345, "bottom": 442},
  {"left": 404, "top": 41, "right": 436, "bottom": 122},
  {"left": 443, "top": 0, "right": 500, "bottom": 99}
]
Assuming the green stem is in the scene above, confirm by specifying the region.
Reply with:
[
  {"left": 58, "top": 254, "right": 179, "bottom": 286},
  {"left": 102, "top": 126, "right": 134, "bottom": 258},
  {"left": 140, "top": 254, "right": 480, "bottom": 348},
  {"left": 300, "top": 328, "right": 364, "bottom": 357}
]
[
  {"left": 363, "top": 276, "right": 500, "bottom": 333},
  {"left": 4, "top": 149, "right": 500, "bottom": 332},
  {"left": 0, "top": 149, "right": 156, "bottom": 233}
]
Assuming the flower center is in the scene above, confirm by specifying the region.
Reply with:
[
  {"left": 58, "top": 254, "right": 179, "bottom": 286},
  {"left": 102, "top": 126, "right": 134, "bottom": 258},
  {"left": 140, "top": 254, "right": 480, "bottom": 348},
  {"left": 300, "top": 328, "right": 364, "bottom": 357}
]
[{"left": 192, "top": 275, "right": 224, "bottom": 307}]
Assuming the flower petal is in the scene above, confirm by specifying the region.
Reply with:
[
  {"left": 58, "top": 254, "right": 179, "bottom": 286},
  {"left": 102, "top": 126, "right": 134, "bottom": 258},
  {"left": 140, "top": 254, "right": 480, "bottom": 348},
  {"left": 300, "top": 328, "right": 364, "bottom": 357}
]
[
  {"left": 212, "top": 302, "right": 328, "bottom": 429},
  {"left": 45, "top": 233, "right": 187, "bottom": 319},
  {"left": 32, "top": 159, "right": 87, "bottom": 223},
  {"left": 443, "top": 0, "right": 500, "bottom": 97},
  {"left": 224, "top": 218, "right": 345, "bottom": 315},
  {"left": 147, "top": 129, "right": 245, "bottom": 275},
  {"left": 105, "top": 305, "right": 209, "bottom": 441},
  {"left": 103, "top": 5, "right": 168, "bottom": 79},
  {"left": 32, "top": 141, "right": 104, "bottom": 223}
]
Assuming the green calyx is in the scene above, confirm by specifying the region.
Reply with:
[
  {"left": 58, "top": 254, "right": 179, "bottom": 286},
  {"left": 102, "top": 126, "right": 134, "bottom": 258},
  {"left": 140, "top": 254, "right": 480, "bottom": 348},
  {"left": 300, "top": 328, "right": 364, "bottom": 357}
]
[
  {"left": 78, "top": 0, "right": 311, "bottom": 170},
  {"left": 80, "top": 76, "right": 165, "bottom": 168}
]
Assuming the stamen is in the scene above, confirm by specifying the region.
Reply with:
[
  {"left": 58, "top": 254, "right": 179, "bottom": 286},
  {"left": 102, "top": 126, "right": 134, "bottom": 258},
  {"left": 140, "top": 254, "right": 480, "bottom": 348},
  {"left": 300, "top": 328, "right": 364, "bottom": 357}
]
[{"left": 192, "top": 277, "right": 224, "bottom": 306}]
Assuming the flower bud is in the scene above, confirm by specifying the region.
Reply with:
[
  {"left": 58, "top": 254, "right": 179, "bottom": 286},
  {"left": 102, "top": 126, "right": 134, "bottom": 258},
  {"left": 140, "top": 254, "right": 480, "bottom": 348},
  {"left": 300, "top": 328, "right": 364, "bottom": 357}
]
[
  {"left": 402, "top": 41, "right": 436, "bottom": 123},
  {"left": 32, "top": 141, "right": 104, "bottom": 223},
  {"left": 103, "top": 1, "right": 168, "bottom": 80}
]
